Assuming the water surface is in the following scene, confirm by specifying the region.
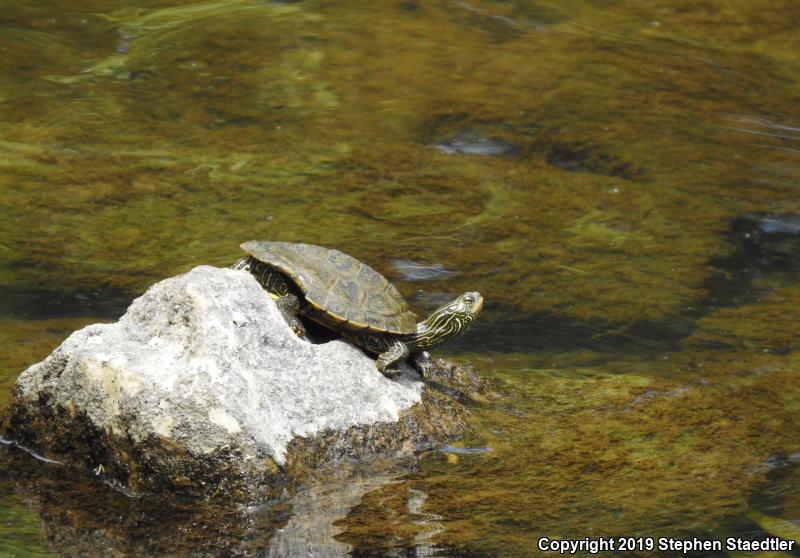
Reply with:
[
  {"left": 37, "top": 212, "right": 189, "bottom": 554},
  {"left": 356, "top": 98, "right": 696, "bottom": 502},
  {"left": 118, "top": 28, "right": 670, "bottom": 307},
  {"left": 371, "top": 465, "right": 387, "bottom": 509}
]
[{"left": 2, "top": 0, "right": 800, "bottom": 556}]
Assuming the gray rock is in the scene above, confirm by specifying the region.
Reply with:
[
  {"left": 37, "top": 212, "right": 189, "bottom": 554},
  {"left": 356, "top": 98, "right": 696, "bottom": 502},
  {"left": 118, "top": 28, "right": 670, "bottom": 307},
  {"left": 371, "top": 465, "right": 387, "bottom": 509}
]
[{"left": 6, "top": 266, "right": 473, "bottom": 499}]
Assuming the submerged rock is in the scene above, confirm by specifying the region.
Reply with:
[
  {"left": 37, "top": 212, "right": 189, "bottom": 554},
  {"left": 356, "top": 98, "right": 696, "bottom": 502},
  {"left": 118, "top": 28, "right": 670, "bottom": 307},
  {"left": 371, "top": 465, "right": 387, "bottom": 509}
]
[
  {"left": 4, "top": 266, "right": 479, "bottom": 500},
  {"left": 544, "top": 141, "right": 641, "bottom": 180},
  {"left": 731, "top": 213, "right": 800, "bottom": 269}
]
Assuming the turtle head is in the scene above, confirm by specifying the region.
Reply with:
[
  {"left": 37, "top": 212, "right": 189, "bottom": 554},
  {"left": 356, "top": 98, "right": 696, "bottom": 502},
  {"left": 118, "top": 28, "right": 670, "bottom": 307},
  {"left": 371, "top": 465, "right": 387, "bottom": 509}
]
[{"left": 414, "top": 292, "right": 484, "bottom": 350}]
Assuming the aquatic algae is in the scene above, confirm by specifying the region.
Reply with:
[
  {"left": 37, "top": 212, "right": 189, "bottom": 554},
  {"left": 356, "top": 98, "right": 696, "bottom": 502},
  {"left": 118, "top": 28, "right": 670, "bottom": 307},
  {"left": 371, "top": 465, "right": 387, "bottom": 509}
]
[
  {"left": 685, "top": 282, "right": 800, "bottom": 353},
  {"left": 0, "top": 0, "right": 799, "bottom": 555},
  {"left": 337, "top": 348, "right": 800, "bottom": 555},
  {"left": 748, "top": 509, "right": 800, "bottom": 546},
  {"left": 0, "top": 464, "right": 56, "bottom": 558},
  {"left": 2, "top": 0, "right": 800, "bottom": 329}
]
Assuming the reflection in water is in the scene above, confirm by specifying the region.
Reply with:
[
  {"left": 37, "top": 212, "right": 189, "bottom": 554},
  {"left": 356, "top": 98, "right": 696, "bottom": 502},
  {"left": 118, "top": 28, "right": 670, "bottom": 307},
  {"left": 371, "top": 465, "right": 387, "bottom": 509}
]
[
  {"left": 3, "top": 445, "right": 283, "bottom": 556},
  {"left": 407, "top": 487, "right": 445, "bottom": 558},
  {"left": 267, "top": 467, "right": 406, "bottom": 558},
  {"left": 1, "top": 442, "right": 410, "bottom": 557}
]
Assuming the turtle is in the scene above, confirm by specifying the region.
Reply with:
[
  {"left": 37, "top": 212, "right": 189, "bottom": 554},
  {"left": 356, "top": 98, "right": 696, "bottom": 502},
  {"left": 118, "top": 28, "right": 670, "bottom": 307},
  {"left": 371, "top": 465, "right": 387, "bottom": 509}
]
[{"left": 232, "top": 241, "right": 483, "bottom": 379}]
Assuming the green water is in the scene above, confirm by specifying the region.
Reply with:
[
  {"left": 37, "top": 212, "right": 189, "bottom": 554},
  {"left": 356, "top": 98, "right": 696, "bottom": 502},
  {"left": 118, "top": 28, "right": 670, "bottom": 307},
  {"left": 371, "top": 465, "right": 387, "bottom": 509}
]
[{"left": 2, "top": 0, "right": 800, "bottom": 555}]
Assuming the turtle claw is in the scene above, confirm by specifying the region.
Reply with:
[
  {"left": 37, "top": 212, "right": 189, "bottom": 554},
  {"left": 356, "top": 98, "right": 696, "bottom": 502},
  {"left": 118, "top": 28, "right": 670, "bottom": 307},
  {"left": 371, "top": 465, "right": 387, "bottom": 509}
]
[
  {"left": 412, "top": 351, "right": 434, "bottom": 380},
  {"left": 289, "top": 320, "right": 307, "bottom": 339}
]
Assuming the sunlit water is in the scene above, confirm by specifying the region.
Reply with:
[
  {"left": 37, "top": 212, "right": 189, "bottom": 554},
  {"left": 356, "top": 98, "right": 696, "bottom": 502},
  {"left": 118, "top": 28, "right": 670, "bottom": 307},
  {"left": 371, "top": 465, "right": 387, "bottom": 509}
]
[{"left": 2, "top": 1, "right": 800, "bottom": 556}]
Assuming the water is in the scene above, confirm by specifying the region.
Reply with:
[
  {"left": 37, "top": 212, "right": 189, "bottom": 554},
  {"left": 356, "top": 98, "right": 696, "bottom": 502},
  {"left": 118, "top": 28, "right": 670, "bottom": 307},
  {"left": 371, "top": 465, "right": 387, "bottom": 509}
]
[{"left": 2, "top": 0, "right": 800, "bottom": 555}]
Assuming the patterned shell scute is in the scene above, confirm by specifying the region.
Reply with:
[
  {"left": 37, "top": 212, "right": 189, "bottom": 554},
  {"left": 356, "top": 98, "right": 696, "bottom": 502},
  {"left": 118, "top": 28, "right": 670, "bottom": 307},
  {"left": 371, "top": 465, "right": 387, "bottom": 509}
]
[{"left": 240, "top": 241, "right": 417, "bottom": 334}]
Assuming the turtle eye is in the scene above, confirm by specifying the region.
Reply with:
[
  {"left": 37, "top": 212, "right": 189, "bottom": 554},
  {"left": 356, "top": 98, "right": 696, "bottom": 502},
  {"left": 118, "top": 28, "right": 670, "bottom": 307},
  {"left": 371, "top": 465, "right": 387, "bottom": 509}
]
[{"left": 463, "top": 294, "right": 474, "bottom": 304}]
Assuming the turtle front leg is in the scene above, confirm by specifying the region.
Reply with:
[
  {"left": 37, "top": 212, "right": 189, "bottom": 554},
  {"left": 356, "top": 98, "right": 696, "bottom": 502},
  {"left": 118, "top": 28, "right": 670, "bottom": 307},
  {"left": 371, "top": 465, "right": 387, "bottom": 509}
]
[
  {"left": 233, "top": 256, "right": 306, "bottom": 338},
  {"left": 376, "top": 339, "right": 409, "bottom": 378},
  {"left": 275, "top": 294, "right": 307, "bottom": 339},
  {"left": 410, "top": 351, "right": 434, "bottom": 379}
]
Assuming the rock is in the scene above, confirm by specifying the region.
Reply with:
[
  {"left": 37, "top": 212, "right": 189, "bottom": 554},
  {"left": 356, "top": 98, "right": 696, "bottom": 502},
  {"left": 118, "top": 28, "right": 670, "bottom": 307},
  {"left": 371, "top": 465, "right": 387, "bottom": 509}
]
[
  {"left": 730, "top": 213, "right": 800, "bottom": 271},
  {"left": 4, "top": 266, "right": 481, "bottom": 500}
]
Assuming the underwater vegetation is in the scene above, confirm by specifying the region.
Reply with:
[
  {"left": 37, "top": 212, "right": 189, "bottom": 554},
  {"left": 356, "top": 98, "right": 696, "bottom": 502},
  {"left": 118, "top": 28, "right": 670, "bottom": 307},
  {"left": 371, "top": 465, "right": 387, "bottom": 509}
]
[{"left": 2, "top": 0, "right": 800, "bottom": 556}]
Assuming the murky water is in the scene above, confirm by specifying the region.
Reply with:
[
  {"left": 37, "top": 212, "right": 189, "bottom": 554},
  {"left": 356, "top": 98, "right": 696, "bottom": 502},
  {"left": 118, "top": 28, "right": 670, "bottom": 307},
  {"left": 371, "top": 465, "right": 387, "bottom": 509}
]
[{"left": 2, "top": 0, "right": 800, "bottom": 556}]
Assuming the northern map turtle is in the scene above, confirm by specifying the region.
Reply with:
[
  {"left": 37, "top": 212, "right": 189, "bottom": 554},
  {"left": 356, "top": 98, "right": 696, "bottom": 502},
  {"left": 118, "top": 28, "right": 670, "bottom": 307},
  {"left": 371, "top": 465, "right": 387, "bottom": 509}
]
[{"left": 232, "top": 241, "right": 483, "bottom": 378}]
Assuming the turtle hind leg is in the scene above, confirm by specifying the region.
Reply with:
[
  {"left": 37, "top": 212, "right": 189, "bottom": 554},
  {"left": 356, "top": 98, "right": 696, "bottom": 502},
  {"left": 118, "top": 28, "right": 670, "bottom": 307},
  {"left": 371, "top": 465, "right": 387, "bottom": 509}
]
[
  {"left": 276, "top": 293, "right": 307, "bottom": 339},
  {"left": 375, "top": 339, "right": 410, "bottom": 378}
]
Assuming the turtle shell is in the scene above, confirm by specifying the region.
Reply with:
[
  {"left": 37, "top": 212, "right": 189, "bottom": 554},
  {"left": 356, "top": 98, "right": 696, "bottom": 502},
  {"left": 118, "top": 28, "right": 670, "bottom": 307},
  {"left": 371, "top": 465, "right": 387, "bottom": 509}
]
[{"left": 240, "top": 241, "right": 417, "bottom": 335}]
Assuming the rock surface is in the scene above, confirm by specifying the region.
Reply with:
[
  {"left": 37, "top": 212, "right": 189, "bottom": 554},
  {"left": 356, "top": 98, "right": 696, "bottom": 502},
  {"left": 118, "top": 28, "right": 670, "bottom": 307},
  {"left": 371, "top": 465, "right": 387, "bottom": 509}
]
[{"left": 5, "top": 266, "right": 478, "bottom": 499}]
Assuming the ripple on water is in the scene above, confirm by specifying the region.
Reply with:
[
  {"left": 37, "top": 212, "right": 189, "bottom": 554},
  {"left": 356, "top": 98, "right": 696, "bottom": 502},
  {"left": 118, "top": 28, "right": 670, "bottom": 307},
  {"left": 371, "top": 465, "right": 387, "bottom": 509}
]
[
  {"left": 438, "top": 444, "right": 491, "bottom": 455},
  {"left": 391, "top": 259, "right": 459, "bottom": 282},
  {"left": 432, "top": 132, "right": 517, "bottom": 156}
]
